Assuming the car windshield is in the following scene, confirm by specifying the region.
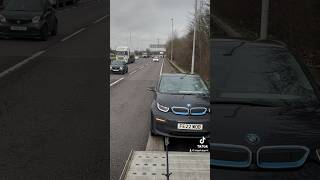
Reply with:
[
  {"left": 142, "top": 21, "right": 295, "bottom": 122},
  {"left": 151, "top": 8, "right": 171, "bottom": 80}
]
[
  {"left": 111, "top": 61, "right": 125, "bottom": 65},
  {"left": 212, "top": 42, "right": 318, "bottom": 106},
  {"left": 159, "top": 75, "right": 208, "bottom": 95},
  {"left": 5, "top": 0, "right": 44, "bottom": 12}
]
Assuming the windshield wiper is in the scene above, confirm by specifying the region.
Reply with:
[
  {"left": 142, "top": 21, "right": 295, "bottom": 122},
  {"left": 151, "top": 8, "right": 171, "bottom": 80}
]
[{"left": 211, "top": 100, "right": 277, "bottom": 107}]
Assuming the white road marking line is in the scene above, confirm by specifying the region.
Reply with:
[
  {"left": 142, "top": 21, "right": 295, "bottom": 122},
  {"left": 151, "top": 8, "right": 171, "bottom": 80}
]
[
  {"left": 160, "top": 59, "right": 164, "bottom": 76},
  {"left": 61, "top": 28, "right": 86, "bottom": 42},
  {"left": 93, "top": 15, "right": 107, "bottom": 24},
  {"left": 110, "top": 77, "right": 124, "bottom": 87},
  {"left": 129, "top": 70, "right": 137, "bottom": 75},
  {"left": 0, "top": 50, "right": 46, "bottom": 79}
]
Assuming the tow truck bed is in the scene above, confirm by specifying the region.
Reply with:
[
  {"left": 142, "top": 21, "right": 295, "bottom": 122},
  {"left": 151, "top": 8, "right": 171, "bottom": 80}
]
[{"left": 120, "top": 151, "right": 210, "bottom": 180}]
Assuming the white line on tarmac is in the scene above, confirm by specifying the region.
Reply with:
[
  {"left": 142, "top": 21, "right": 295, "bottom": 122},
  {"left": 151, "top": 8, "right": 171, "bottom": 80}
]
[
  {"left": 159, "top": 59, "right": 164, "bottom": 76},
  {"left": 61, "top": 28, "right": 86, "bottom": 42},
  {"left": 110, "top": 77, "right": 124, "bottom": 87},
  {"left": 0, "top": 50, "right": 46, "bottom": 79},
  {"left": 93, "top": 15, "right": 107, "bottom": 23},
  {"left": 129, "top": 70, "right": 137, "bottom": 75}
]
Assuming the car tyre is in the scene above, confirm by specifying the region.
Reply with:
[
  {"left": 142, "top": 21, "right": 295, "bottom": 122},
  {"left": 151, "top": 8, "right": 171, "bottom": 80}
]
[{"left": 40, "top": 24, "right": 49, "bottom": 41}]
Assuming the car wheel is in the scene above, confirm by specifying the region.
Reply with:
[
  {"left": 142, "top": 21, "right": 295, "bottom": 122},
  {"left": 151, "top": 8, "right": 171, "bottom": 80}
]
[
  {"left": 51, "top": 19, "right": 58, "bottom": 36},
  {"left": 40, "top": 24, "right": 49, "bottom": 41}
]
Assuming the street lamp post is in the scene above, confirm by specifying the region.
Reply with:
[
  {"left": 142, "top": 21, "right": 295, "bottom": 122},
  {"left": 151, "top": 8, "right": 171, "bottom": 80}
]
[
  {"left": 260, "top": 0, "right": 270, "bottom": 39},
  {"left": 191, "top": 0, "right": 198, "bottom": 74},
  {"left": 171, "top": 18, "right": 173, "bottom": 61}
]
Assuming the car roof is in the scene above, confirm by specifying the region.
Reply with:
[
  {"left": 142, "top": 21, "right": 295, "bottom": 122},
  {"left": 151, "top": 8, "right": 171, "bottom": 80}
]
[{"left": 211, "top": 38, "right": 288, "bottom": 49}]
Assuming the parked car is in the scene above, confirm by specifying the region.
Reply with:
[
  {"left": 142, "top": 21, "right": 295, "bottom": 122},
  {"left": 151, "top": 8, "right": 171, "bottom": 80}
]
[
  {"left": 149, "top": 73, "right": 210, "bottom": 138},
  {"left": 110, "top": 60, "right": 128, "bottom": 74},
  {"left": 0, "top": 0, "right": 58, "bottom": 40},
  {"left": 210, "top": 39, "right": 320, "bottom": 170}
]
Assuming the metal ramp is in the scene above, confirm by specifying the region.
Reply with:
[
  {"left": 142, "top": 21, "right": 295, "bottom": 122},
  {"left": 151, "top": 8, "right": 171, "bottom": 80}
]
[{"left": 120, "top": 151, "right": 210, "bottom": 180}]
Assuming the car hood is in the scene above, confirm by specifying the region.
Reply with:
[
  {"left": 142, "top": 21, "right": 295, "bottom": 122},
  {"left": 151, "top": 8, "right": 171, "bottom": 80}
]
[
  {"left": 1, "top": 10, "right": 42, "bottom": 20},
  {"left": 156, "top": 92, "right": 209, "bottom": 108},
  {"left": 211, "top": 104, "right": 320, "bottom": 149},
  {"left": 110, "top": 65, "right": 123, "bottom": 68}
]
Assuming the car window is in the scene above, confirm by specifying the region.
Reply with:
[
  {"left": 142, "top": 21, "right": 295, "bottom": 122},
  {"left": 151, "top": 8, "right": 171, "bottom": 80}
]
[
  {"left": 111, "top": 61, "right": 124, "bottom": 65},
  {"left": 159, "top": 75, "right": 208, "bottom": 94},
  {"left": 212, "top": 43, "right": 318, "bottom": 105},
  {"left": 5, "top": 0, "right": 44, "bottom": 12}
]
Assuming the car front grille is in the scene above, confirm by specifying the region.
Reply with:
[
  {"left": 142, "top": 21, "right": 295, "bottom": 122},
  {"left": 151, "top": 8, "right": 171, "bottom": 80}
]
[
  {"left": 171, "top": 107, "right": 189, "bottom": 115},
  {"left": 171, "top": 106, "right": 207, "bottom": 116},
  {"left": 210, "top": 143, "right": 310, "bottom": 169},
  {"left": 211, "top": 143, "right": 252, "bottom": 168},
  {"left": 190, "top": 107, "right": 207, "bottom": 116},
  {"left": 257, "top": 145, "right": 309, "bottom": 169},
  {"left": 7, "top": 19, "right": 32, "bottom": 25}
]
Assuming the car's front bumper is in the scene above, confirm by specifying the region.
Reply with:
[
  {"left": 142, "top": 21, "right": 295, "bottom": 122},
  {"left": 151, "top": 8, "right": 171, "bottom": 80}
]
[
  {"left": 110, "top": 68, "right": 124, "bottom": 73},
  {"left": 0, "top": 22, "right": 43, "bottom": 37},
  {"left": 151, "top": 107, "right": 210, "bottom": 139}
]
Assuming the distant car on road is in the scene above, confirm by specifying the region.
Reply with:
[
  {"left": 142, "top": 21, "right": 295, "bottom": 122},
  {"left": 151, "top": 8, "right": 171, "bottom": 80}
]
[
  {"left": 149, "top": 73, "right": 210, "bottom": 138},
  {"left": 211, "top": 39, "right": 320, "bottom": 170},
  {"left": 142, "top": 53, "right": 147, "bottom": 58},
  {"left": 110, "top": 60, "right": 128, "bottom": 74},
  {"left": 128, "top": 54, "right": 135, "bottom": 64},
  {"left": 152, "top": 56, "right": 159, "bottom": 62},
  {"left": 0, "top": 0, "right": 58, "bottom": 40}
]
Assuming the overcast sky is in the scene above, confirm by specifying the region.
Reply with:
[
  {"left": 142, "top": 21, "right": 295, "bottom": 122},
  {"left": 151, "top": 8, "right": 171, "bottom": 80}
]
[{"left": 111, "top": 0, "right": 195, "bottom": 50}]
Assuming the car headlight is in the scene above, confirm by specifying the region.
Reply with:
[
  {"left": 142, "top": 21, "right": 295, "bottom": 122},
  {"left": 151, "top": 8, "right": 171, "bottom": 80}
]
[
  {"left": 32, "top": 16, "right": 41, "bottom": 23},
  {"left": 120, "top": 67, "right": 123, "bottom": 70},
  {"left": 157, "top": 102, "right": 169, "bottom": 112},
  {"left": 316, "top": 148, "right": 320, "bottom": 161},
  {"left": 0, "top": 15, "right": 6, "bottom": 23},
  {"left": 110, "top": 66, "right": 112, "bottom": 70}
]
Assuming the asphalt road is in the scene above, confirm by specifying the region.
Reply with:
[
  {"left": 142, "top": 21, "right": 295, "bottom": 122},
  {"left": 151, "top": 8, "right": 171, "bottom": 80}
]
[
  {"left": 110, "top": 58, "right": 163, "bottom": 180},
  {"left": 0, "top": 1, "right": 109, "bottom": 179}
]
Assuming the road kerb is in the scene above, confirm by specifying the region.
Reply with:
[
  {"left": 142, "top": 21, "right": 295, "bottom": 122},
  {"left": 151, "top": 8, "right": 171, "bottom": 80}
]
[
  {"left": 145, "top": 133, "right": 164, "bottom": 151},
  {"left": 166, "top": 58, "right": 186, "bottom": 73}
]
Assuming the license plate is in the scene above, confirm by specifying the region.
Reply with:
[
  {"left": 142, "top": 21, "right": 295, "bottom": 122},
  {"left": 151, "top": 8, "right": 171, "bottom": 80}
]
[
  {"left": 177, "top": 123, "right": 203, "bottom": 130},
  {"left": 112, "top": 69, "right": 119, "bottom": 71},
  {"left": 10, "top": 26, "right": 27, "bottom": 31}
]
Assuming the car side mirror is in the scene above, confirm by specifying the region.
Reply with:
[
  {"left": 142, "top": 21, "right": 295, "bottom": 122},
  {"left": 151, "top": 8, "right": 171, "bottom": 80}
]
[{"left": 147, "top": 87, "right": 155, "bottom": 92}]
